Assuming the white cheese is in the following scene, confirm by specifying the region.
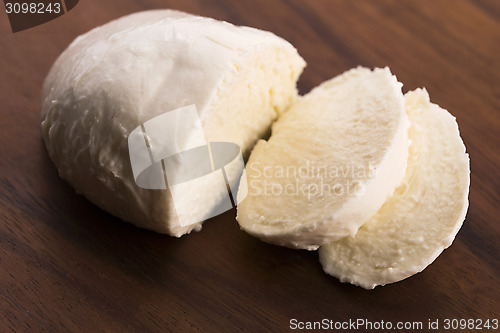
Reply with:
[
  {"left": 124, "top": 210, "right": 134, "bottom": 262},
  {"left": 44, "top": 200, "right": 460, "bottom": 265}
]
[
  {"left": 236, "top": 67, "right": 409, "bottom": 250},
  {"left": 41, "top": 10, "right": 305, "bottom": 236},
  {"left": 318, "top": 89, "right": 470, "bottom": 289}
]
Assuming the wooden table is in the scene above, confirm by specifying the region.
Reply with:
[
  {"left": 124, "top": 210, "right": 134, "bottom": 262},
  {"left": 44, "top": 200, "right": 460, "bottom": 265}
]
[{"left": 1, "top": 0, "right": 499, "bottom": 331}]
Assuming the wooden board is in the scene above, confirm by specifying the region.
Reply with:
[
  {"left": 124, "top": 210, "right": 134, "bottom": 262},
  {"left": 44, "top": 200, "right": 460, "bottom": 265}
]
[{"left": 1, "top": 0, "right": 499, "bottom": 331}]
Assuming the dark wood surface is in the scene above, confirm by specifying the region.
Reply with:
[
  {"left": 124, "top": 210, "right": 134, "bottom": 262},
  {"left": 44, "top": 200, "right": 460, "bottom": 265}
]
[{"left": 1, "top": 0, "right": 499, "bottom": 332}]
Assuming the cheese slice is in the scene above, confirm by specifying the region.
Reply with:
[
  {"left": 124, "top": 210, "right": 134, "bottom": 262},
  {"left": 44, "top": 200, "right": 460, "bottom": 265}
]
[
  {"left": 236, "top": 67, "right": 409, "bottom": 250},
  {"left": 318, "top": 89, "right": 470, "bottom": 289},
  {"left": 41, "top": 10, "right": 305, "bottom": 236}
]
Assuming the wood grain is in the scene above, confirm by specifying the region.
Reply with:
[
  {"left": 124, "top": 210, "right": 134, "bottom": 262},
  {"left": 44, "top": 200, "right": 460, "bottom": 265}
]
[{"left": 1, "top": 0, "right": 499, "bottom": 331}]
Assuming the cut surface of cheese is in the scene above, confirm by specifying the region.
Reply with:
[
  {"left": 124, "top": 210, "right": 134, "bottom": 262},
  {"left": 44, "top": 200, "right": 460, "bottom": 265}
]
[
  {"left": 41, "top": 10, "right": 305, "bottom": 236},
  {"left": 236, "top": 67, "right": 409, "bottom": 250},
  {"left": 318, "top": 89, "right": 470, "bottom": 289}
]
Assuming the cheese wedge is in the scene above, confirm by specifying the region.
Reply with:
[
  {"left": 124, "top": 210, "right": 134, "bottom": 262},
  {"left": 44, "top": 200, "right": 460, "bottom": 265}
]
[
  {"left": 318, "top": 89, "right": 470, "bottom": 289},
  {"left": 236, "top": 67, "right": 409, "bottom": 250},
  {"left": 41, "top": 10, "right": 305, "bottom": 236}
]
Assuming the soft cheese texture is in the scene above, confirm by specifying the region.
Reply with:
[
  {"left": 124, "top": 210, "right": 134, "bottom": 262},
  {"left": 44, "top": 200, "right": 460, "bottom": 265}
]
[
  {"left": 318, "top": 89, "right": 470, "bottom": 289},
  {"left": 41, "top": 10, "right": 305, "bottom": 236},
  {"left": 236, "top": 67, "right": 409, "bottom": 250}
]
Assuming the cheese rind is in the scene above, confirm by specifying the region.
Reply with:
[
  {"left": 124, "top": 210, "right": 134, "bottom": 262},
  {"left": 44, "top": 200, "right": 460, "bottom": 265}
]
[
  {"left": 41, "top": 10, "right": 305, "bottom": 236},
  {"left": 236, "top": 67, "right": 409, "bottom": 250},
  {"left": 318, "top": 89, "right": 470, "bottom": 289}
]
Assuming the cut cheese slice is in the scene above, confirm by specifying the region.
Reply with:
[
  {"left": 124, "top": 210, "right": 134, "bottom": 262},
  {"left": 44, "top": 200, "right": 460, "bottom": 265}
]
[
  {"left": 318, "top": 89, "right": 470, "bottom": 289},
  {"left": 41, "top": 10, "right": 305, "bottom": 236},
  {"left": 236, "top": 67, "right": 409, "bottom": 250}
]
